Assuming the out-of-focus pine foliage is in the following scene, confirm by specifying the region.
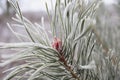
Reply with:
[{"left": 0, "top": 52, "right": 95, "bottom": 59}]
[
  {"left": 0, "top": 0, "right": 14, "bottom": 15},
  {"left": 0, "top": 0, "right": 120, "bottom": 80}
]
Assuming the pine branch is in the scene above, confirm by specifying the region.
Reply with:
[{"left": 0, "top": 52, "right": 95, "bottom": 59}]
[{"left": 0, "top": 0, "right": 120, "bottom": 80}]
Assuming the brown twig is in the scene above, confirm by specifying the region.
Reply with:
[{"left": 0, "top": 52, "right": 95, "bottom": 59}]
[
  {"left": 92, "top": 27, "right": 116, "bottom": 65},
  {"left": 59, "top": 54, "right": 80, "bottom": 80},
  {"left": 52, "top": 37, "right": 80, "bottom": 79},
  {"left": 92, "top": 27, "right": 109, "bottom": 55}
]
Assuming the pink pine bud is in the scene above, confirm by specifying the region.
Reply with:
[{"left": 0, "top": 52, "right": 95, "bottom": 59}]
[{"left": 52, "top": 37, "right": 62, "bottom": 52}]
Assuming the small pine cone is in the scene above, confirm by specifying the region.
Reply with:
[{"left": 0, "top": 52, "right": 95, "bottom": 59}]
[{"left": 52, "top": 37, "right": 62, "bottom": 52}]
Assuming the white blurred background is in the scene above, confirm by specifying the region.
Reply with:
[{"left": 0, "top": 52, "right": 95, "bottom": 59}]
[{"left": 0, "top": 0, "right": 118, "bottom": 15}]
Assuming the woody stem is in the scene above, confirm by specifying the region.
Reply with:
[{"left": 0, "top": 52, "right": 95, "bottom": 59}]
[{"left": 59, "top": 54, "right": 80, "bottom": 80}]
